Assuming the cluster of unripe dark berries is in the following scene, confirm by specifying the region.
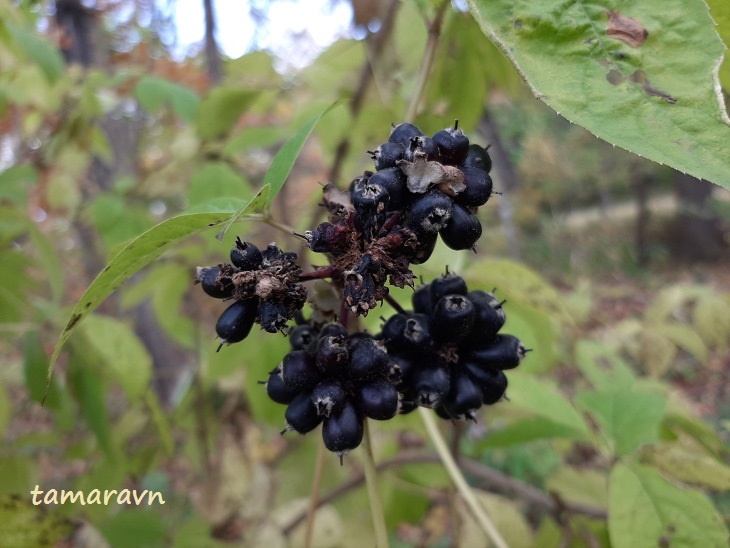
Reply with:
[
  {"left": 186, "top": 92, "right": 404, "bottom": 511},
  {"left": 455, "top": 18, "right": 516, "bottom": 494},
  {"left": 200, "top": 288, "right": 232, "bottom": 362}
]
[
  {"left": 195, "top": 238, "right": 306, "bottom": 349},
  {"left": 377, "top": 272, "right": 526, "bottom": 421},
  {"left": 264, "top": 321, "right": 401, "bottom": 462}
]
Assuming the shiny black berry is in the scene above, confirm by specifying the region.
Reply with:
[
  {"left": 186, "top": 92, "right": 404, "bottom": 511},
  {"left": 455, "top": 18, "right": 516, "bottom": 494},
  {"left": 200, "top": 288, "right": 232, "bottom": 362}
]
[
  {"left": 265, "top": 365, "right": 299, "bottom": 405},
  {"left": 410, "top": 362, "right": 451, "bottom": 408},
  {"left": 407, "top": 190, "right": 454, "bottom": 235},
  {"left": 467, "top": 334, "right": 526, "bottom": 370},
  {"left": 369, "top": 167, "right": 408, "bottom": 211},
  {"left": 455, "top": 166, "right": 493, "bottom": 208},
  {"left": 311, "top": 380, "right": 347, "bottom": 417},
  {"left": 355, "top": 377, "right": 400, "bottom": 420},
  {"left": 439, "top": 203, "right": 482, "bottom": 250},
  {"left": 348, "top": 338, "right": 389, "bottom": 379},
  {"left": 432, "top": 122, "right": 470, "bottom": 165},
  {"left": 412, "top": 283, "right": 433, "bottom": 314},
  {"left": 197, "top": 266, "right": 235, "bottom": 299},
  {"left": 315, "top": 333, "right": 350, "bottom": 374},
  {"left": 441, "top": 368, "right": 482, "bottom": 420},
  {"left": 369, "top": 142, "right": 405, "bottom": 170},
  {"left": 322, "top": 400, "right": 364, "bottom": 461},
  {"left": 431, "top": 294, "right": 476, "bottom": 343},
  {"left": 289, "top": 324, "right": 319, "bottom": 352},
  {"left": 281, "top": 350, "right": 321, "bottom": 391},
  {"left": 467, "top": 290, "right": 505, "bottom": 342},
  {"left": 402, "top": 313, "right": 432, "bottom": 348},
  {"left": 430, "top": 272, "right": 468, "bottom": 303},
  {"left": 230, "top": 238, "right": 263, "bottom": 270},
  {"left": 389, "top": 122, "right": 424, "bottom": 148},
  {"left": 215, "top": 298, "right": 258, "bottom": 348},
  {"left": 284, "top": 390, "right": 323, "bottom": 434},
  {"left": 404, "top": 136, "right": 440, "bottom": 162},
  {"left": 462, "top": 144, "right": 492, "bottom": 173}
]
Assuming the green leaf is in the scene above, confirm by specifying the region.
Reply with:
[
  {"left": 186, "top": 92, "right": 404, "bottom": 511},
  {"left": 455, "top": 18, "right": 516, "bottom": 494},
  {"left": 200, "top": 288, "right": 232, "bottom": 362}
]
[
  {"left": 642, "top": 443, "right": 730, "bottom": 491},
  {"left": 48, "top": 201, "right": 265, "bottom": 386},
  {"left": 0, "top": 165, "right": 37, "bottom": 205},
  {"left": 501, "top": 301, "right": 558, "bottom": 373},
  {"left": 655, "top": 324, "right": 708, "bottom": 363},
  {"left": 506, "top": 371, "right": 589, "bottom": 434},
  {"left": 23, "top": 332, "right": 63, "bottom": 409},
  {"left": 145, "top": 391, "right": 173, "bottom": 457},
  {"left": 134, "top": 76, "right": 171, "bottom": 112},
  {"left": 0, "top": 382, "right": 8, "bottom": 438},
  {"left": 693, "top": 292, "right": 730, "bottom": 350},
  {"left": 187, "top": 162, "right": 252, "bottom": 207},
  {"left": 100, "top": 509, "right": 166, "bottom": 548},
  {"left": 264, "top": 101, "right": 341, "bottom": 201},
  {"left": 638, "top": 327, "right": 677, "bottom": 378},
  {"left": 575, "top": 388, "right": 666, "bottom": 457},
  {"left": 196, "top": 87, "right": 259, "bottom": 140},
  {"left": 662, "top": 413, "right": 728, "bottom": 461},
  {"left": 575, "top": 339, "right": 636, "bottom": 390},
  {"left": 466, "top": 258, "right": 574, "bottom": 328},
  {"left": 5, "top": 22, "right": 64, "bottom": 83},
  {"left": 545, "top": 466, "right": 609, "bottom": 509},
  {"left": 458, "top": 490, "right": 534, "bottom": 548},
  {"left": 167, "top": 83, "right": 200, "bottom": 123},
  {"left": 608, "top": 462, "right": 728, "bottom": 548},
  {"left": 480, "top": 416, "right": 587, "bottom": 448},
  {"left": 0, "top": 495, "right": 73, "bottom": 547},
  {"left": 77, "top": 314, "right": 152, "bottom": 399},
  {"left": 68, "top": 362, "right": 114, "bottom": 456},
  {"left": 468, "top": 0, "right": 730, "bottom": 190}
]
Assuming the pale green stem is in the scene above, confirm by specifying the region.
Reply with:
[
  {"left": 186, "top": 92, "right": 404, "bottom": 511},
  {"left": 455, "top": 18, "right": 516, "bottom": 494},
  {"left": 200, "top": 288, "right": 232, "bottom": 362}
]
[
  {"left": 303, "top": 442, "right": 327, "bottom": 548},
  {"left": 360, "top": 420, "right": 390, "bottom": 548},
  {"left": 418, "top": 407, "right": 508, "bottom": 548}
]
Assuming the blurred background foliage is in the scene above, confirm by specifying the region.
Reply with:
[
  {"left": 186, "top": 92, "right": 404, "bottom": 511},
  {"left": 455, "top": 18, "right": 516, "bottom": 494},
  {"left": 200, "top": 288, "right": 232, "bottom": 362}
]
[{"left": 0, "top": 0, "right": 729, "bottom": 546}]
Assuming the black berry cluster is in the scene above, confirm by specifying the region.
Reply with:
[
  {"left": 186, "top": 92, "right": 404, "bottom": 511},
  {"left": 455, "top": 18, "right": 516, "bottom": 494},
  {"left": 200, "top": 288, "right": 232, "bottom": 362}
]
[
  {"left": 196, "top": 238, "right": 307, "bottom": 349},
  {"left": 377, "top": 271, "right": 526, "bottom": 421},
  {"left": 301, "top": 121, "right": 493, "bottom": 317},
  {"left": 264, "top": 321, "right": 401, "bottom": 462}
]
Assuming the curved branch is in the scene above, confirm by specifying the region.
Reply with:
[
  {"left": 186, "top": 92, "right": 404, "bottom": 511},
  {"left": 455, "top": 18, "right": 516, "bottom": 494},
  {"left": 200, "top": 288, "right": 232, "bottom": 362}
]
[{"left": 280, "top": 450, "right": 607, "bottom": 535}]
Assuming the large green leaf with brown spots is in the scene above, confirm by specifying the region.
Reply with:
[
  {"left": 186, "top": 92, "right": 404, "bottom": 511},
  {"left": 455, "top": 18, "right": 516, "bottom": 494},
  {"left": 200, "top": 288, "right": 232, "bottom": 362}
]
[{"left": 468, "top": 0, "right": 730, "bottom": 190}]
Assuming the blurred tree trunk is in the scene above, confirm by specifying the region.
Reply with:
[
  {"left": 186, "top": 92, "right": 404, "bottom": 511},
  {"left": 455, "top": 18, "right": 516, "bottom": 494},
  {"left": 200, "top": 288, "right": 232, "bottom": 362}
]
[
  {"left": 203, "top": 0, "right": 223, "bottom": 83},
  {"left": 55, "top": 0, "right": 193, "bottom": 405},
  {"left": 477, "top": 109, "right": 522, "bottom": 261},
  {"left": 668, "top": 173, "right": 727, "bottom": 262},
  {"left": 634, "top": 174, "right": 652, "bottom": 266}
]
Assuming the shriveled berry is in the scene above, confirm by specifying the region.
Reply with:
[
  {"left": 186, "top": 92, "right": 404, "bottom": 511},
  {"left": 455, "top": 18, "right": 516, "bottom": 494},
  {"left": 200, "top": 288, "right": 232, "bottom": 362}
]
[
  {"left": 467, "top": 334, "right": 526, "bottom": 370},
  {"left": 431, "top": 294, "right": 475, "bottom": 343},
  {"left": 369, "top": 142, "right": 405, "bottom": 170},
  {"left": 215, "top": 299, "right": 258, "bottom": 348},
  {"left": 386, "top": 352, "right": 419, "bottom": 385},
  {"left": 284, "top": 390, "right": 323, "bottom": 434},
  {"left": 311, "top": 380, "right": 347, "bottom": 417},
  {"left": 322, "top": 400, "right": 364, "bottom": 461},
  {"left": 265, "top": 365, "right": 299, "bottom": 405},
  {"left": 230, "top": 238, "right": 263, "bottom": 270},
  {"left": 406, "top": 190, "right": 454, "bottom": 235},
  {"left": 462, "top": 144, "right": 492, "bottom": 173},
  {"left": 432, "top": 122, "right": 470, "bottom": 165},
  {"left": 258, "top": 300, "right": 290, "bottom": 333},
  {"left": 455, "top": 166, "right": 493, "bottom": 208},
  {"left": 439, "top": 204, "right": 482, "bottom": 250},
  {"left": 389, "top": 122, "right": 424, "bottom": 148},
  {"left": 355, "top": 378, "right": 399, "bottom": 420},
  {"left": 281, "top": 350, "right": 321, "bottom": 391},
  {"left": 197, "top": 266, "right": 235, "bottom": 299}
]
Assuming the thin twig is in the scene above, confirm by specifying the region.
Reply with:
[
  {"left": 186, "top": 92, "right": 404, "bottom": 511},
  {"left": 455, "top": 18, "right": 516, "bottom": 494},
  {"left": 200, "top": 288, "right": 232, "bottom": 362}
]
[
  {"left": 404, "top": 1, "right": 450, "bottom": 123},
  {"left": 419, "top": 408, "right": 508, "bottom": 548},
  {"left": 280, "top": 450, "right": 607, "bottom": 535},
  {"left": 303, "top": 443, "right": 327, "bottom": 548},
  {"left": 360, "top": 420, "right": 390, "bottom": 547},
  {"left": 384, "top": 293, "right": 407, "bottom": 315}
]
